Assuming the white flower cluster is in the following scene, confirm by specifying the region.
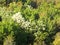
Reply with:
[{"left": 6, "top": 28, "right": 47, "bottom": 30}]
[
  {"left": 12, "top": 12, "right": 24, "bottom": 23},
  {"left": 12, "top": 12, "right": 46, "bottom": 31},
  {"left": 12, "top": 12, "right": 30, "bottom": 28},
  {"left": 37, "top": 21, "right": 46, "bottom": 31}
]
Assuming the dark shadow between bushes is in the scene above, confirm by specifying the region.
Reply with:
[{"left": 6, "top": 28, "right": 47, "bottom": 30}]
[{"left": 12, "top": 25, "right": 35, "bottom": 45}]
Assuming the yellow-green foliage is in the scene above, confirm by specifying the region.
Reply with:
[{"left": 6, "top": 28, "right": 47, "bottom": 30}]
[
  {"left": 53, "top": 32, "right": 60, "bottom": 45},
  {"left": 34, "top": 41, "right": 46, "bottom": 45},
  {"left": 3, "top": 35, "right": 15, "bottom": 45},
  {"left": 8, "top": 2, "right": 22, "bottom": 12}
]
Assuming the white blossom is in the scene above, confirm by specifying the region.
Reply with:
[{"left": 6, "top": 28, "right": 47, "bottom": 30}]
[
  {"left": 43, "top": 27, "right": 45, "bottom": 30},
  {"left": 12, "top": 12, "right": 46, "bottom": 31},
  {"left": 21, "top": 21, "right": 30, "bottom": 28},
  {"left": 12, "top": 12, "right": 30, "bottom": 28},
  {"left": 12, "top": 12, "right": 24, "bottom": 23}
]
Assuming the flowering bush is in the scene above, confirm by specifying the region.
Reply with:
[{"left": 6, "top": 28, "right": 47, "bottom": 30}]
[
  {"left": 0, "top": 1, "right": 60, "bottom": 45},
  {"left": 12, "top": 12, "right": 30, "bottom": 28},
  {"left": 11, "top": 11, "right": 56, "bottom": 45}
]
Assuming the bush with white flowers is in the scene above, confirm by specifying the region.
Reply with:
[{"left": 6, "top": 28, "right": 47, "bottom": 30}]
[
  {"left": 12, "top": 12, "right": 30, "bottom": 28},
  {"left": 12, "top": 12, "right": 47, "bottom": 42}
]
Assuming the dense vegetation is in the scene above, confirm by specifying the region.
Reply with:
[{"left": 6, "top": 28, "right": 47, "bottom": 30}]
[{"left": 0, "top": 0, "right": 60, "bottom": 45}]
